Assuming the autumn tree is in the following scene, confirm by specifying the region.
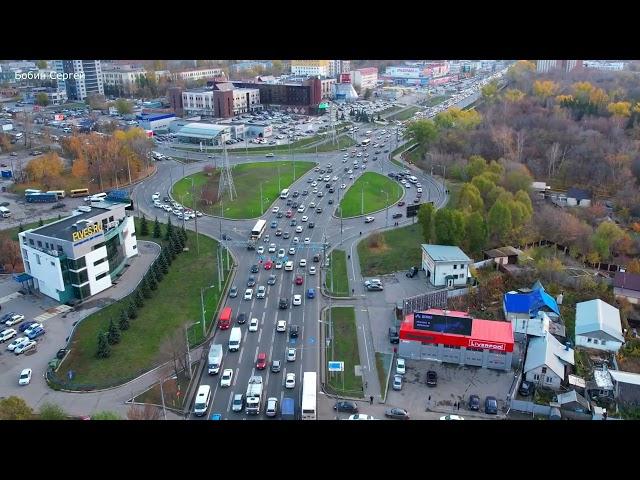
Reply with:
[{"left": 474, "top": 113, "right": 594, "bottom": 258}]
[
  {"left": 417, "top": 202, "right": 435, "bottom": 243},
  {"left": 481, "top": 81, "right": 499, "bottom": 104},
  {"left": 39, "top": 402, "right": 68, "bottom": 420},
  {"left": 504, "top": 89, "right": 525, "bottom": 103},
  {"left": 24, "top": 152, "right": 64, "bottom": 187},
  {"left": 434, "top": 108, "right": 482, "bottom": 131},
  {"left": 35, "top": 92, "right": 49, "bottom": 107},
  {"left": 457, "top": 183, "right": 484, "bottom": 212},
  {"left": 127, "top": 404, "right": 162, "bottom": 420},
  {"left": 115, "top": 98, "right": 133, "bottom": 115},
  {"left": 465, "top": 155, "right": 488, "bottom": 179},
  {"left": 591, "top": 221, "right": 625, "bottom": 261},
  {"left": 434, "top": 209, "right": 466, "bottom": 246},
  {"left": 0, "top": 236, "right": 22, "bottom": 272},
  {"left": 532, "top": 80, "right": 559, "bottom": 105},
  {"left": 0, "top": 396, "right": 34, "bottom": 420},
  {"left": 465, "top": 211, "right": 488, "bottom": 254},
  {"left": 405, "top": 119, "right": 439, "bottom": 147}
]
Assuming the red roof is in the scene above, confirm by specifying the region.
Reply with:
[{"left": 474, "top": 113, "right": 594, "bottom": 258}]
[
  {"left": 357, "top": 67, "right": 378, "bottom": 75},
  {"left": 471, "top": 318, "right": 514, "bottom": 345}
]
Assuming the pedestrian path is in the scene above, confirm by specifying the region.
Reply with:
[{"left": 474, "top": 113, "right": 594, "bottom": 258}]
[
  {"left": 33, "top": 304, "right": 72, "bottom": 322},
  {"left": 0, "top": 291, "right": 23, "bottom": 305}
]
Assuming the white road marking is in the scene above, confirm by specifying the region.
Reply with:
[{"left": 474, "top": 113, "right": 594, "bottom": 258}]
[
  {"left": 362, "top": 324, "right": 371, "bottom": 371},
  {"left": 233, "top": 368, "right": 239, "bottom": 387},
  {"left": 258, "top": 328, "right": 263, "bottom": 343}
]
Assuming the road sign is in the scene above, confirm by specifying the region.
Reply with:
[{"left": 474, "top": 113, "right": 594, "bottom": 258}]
[{"left": 328, "top": 361, "right": 344, "bottom": 372}]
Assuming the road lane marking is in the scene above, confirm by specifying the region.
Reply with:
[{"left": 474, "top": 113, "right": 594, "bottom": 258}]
[
  {"left": 362, "top": 324, "right": 371, "bottom": 371},
  {"left": 227, "top": 391, "right": 234, "bottom": 412}
]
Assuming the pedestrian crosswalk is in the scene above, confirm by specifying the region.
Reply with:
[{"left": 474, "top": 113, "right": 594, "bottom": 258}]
[
  {"left": 0, "top": 291, "right": 23, "bottom": 305},
  {"left": 33, "top": 304, "right": 72, "bottom": 323}
]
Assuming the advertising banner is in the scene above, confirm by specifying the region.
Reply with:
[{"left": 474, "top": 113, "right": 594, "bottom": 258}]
[{"left": 413, "top": 311, "right": 472, "bottom": 336}]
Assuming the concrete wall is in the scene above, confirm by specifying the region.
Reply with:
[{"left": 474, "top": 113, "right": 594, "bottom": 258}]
[
  {"left": 399, "top": 341, "right": 511, "bottom": 371},
  {"left": 575, "top": 334, "right": 622, "bottom": 353}
]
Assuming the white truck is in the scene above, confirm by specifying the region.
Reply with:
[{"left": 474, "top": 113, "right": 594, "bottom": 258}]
[
  {"left": 207, "top": 343, "right": 223, "bottom": 375},
  {"left": 245, "top": 375, "right": 264, "bottom": 415},
  {"left": 228, "top": 327, "right": 242, "bottom": 352}
]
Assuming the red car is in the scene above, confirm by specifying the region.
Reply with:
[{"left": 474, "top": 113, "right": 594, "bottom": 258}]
[
  {"left": 398, "top": 201, "right": 405, "bottom": 207},
  {"left": 256, "top": 352, "right": 267, "bottom": 370},
  {"left": 295, "top": 275, "right": 304, "bottom": 285},
  {"left": 264, "top": 260, "right": 273, "bottom": 270},
  {"left": 286, "top": 210, "right": 293, "bottom": 218}
]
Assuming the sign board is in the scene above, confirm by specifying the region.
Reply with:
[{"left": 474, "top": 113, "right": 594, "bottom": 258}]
[
  {"left": 328, "top": 361, "right": 344, "bottom": 372},
  {"left": 318, "top": 102, "right": 329, "bottom": 110},
  {"left": 413, "top": 311, "right": 472, "bottom": 336},
  {"left": 107, "top": 189, "right": 129, "bottom": 201},
  {"left": 339, "top": 73, "right": 351, "bottom": 84},
  {"left": 54, "top": 114, "right": 64, "bottom": 121}
]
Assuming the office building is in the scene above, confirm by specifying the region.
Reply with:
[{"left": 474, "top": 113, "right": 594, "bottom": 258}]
[
  {"left": 329, "top": 60, "right": 351, "bottom": 77},
  {"left": 350, "top": 67, "right": 379, "bottom": 90},
  {"left": 181, "top": 85, "right": 261, "bottom": 118},
  {"left": 172, "top": 68, "right": 224, "bottom": 82},
  {"left": 291, "top": 60, "right": 330, "bottom": 77},
  {"left": 54, "top": 60, "right": 104, "bottom": 101},
  {"left": 536, "top": 60, "right": 583, "bottom": 74}
]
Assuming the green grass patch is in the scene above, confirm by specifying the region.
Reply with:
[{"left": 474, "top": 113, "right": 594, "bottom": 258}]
[
  {"left": 376, "top": 352, "right": 393, "bottom": 401},
  {"left": 134, "top": 361, "right": 199, "bottom": 410},
  {"left": 338, "top": 172, "right": 403, "bottom": 218},
  {"left": 380, "top": 106, "right": 402, "bottom": 117},
  {"left": 387, "top": 106, "right": 421, "bottom": 121},
  {"left": 172, "top": 161, "right": 315, "bottom": 219},
  {"left": 325, "top": 307, "right": 363, "bottom": 398},
  {"left": 390, "top": 141, "right": 416, "bottom": 167},
  {"left": 325, "top": 249, "right": 350, "bottom": 296},
  {"left": 358, "top": 223, "right": 423, "bottom": 276},
  {"left": 423, "top": 95, "right": 448, "bottom": 107},
  {"left": 56, "top": 218, "right": 229, "bottom": 389},
  {"left": 445, "top": 180, "right": 464, "bottom": 209}
]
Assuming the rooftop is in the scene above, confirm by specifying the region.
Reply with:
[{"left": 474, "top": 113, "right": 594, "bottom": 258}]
[
  {"left": 575, "top": 299, "right": 624, "bottom": 343},
  {"left": 28, "top": 202, "right": 124, "bottom": 241},
  {"left": 503, "top": 285, "right": 560, "bottom": 316},
  {"left": 593, "top": 369, "right": 614, "bottom": 389},
  {"left": 609, "top": 370, "right": 640, "bottom": 386},
  {"left": 175, "top": 123, "right": 229, "bottom": 139},
  {"left": 484, "top": 246, "right": 520, "bottom": 258},
  {"left": 567, "top": 187, "right": 592, "bottom": 201},
  {"left": 421, "top": 244, "right": 472, "bottom": 263},
  {"left": 524, "top": 332, "right": 574, "bottom": 378}
]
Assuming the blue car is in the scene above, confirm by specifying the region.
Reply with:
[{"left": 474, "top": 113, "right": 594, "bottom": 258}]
[
  {"left": 270, "top": 221, "right": 277, "bottom": 228},
  {"left": 1, "top": 312, "right": 16, "bottom": 322},
  {"left": 27, "top": 326, "right": 45, "bottom": 340},
  {"left": 209, "top": 413, "right": 223, "bottom": 420},
  {"left": 19, "top": 321, "right": 38, "bottom": 333},
  {"left": 307, "top": 288, "right": 315, "bottom": 299}
]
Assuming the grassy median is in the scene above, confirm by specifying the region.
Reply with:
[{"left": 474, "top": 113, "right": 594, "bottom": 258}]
[
  {"left": 172, "top": 161, "right": 315, "bottom": 219},
  {"left": 325, "top": 306, "right": 363, "bottom": 398},
  {"left": 325, "top": 249, "right": 349, "bottom": 297},
  {"left": 358, "top": 223, "right": 423, "bottom": 276},
  {"left": 387, "top": 106, "right": 421, "bottom": 121},
  {"left": 339, "top": 172, "right": 403, "bottom": 217}
]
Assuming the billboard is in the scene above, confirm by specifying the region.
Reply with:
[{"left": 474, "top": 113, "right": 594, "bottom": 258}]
[
  {"left": 414, "top": 311, "right": 472, "bottom": 336},
  {"left": 385, "top": 66, "right": 422, "bottom": 78},
  {"left": 54, "top": 114, "right": 64, "bottom": 121},
  {"left": 339, "top": 73, "right": 351, "bottom": 84}
]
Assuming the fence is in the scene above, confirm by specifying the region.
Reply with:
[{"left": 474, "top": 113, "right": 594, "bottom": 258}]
[
  {"left": 473, "top": 259, "right": 495, "bottom": 269},
  {"left": 402, "top": 289, "right": 448, "bottom": 315},
  {"left": 509, "top": 399, "right": 552, "bottom": 416}
]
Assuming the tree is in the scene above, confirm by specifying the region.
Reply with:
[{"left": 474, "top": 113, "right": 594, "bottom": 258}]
[
  {"left": 153, "top": 261, "right": 164, "bottom": 282},
  {"left": 363, "top": 88, "right": 372, "bottom": 100},
  {"left": 514, "top": 190, "right": 533, "bottom": 216},
  {"left": 0, "top": 236, "right": 22, "bottom": 272},
  {"left": 107, "top": 318, "right": 121, "bottom": 345},
  {"left": 405, "top": 119, "right": 438, "bottom": 147},
  {"left": 91, "top": 411, "right": 122, "bottom": 420},
  {"left": 147, "top": 271, "right": 158, "bottom": 291},
  {"left": 591, "top": 221, "right": 625, "bottom": 261},
  {"left": 18, "top": 224, "right": 24, "bottom": 233},
  {"left": 457, "top": 183, "right": 484, "bottom": 212},
  {"left": 140, "top": 215, "right": 149, "bottom": 236},
  {"left": 119, "top": 309, "right": 130, "bottom": 331},
  {"left": 39, "top": 402, "right": 68, "bottom": 420},
  {"left": 504, "top": 89, "right": 525, "bottom": 103},
  {"left": 180, "top": 225, "right": 187, "bottom": 243},
  {"left": 115, "top": 98, "right": 133, "bottom": 115},
  {"left": 71, "top": 157, "right": 89, "bottom": 179},
  {"left": 465, "top": 155, "right": 488, "bottom": 179},
  {"left": 0, "top": 396, "right": 34, "bottom": 420},
  {"left": 159, "top": 251, "right": 170, "bottom": 273},
  {"left": 165, "top": 216, "right": 174, "bottom": 240},
  {"left": 153, "top": 217, "right": 162, "bottom": 238},
  {"left": 96, "top": 332, "right": 111, "bottom": 358},
  {"left": 627, "top": 258, "right": 640, "bottom": 274},
  {"left": 35, "top": 92, "right": 50, "bottom": 107},
  {"left": 38, "top": 218, "right": 44, "bottom": 227},
  {"left": 141, "top": 276, "right": 153, "bottom": 299},
  {"left": 417, "top": 202, "right": 435, "bottom": 243},
  {"left": 36, "top": 60, "right": 47, "bottom": 69},
  {"left": 532, "top": 80, "right": 559, "bottom": 105},
  {"left": 434, "top": 209, "right": 465, "bottom": 246},
  {"left": 481, "top": 81, "right": 499, "bottom": 104},
  {"left": 135, "top": 289, "right": 145, "bottom": 308},
  {"left": 128, "top": 301, "right": 138, "bottom": 319},
  {"left": 466, "top": 211, "right": 488, "bottom": 253},
  {"left": 503, "top": 170, "right": 532, "bottom": 193},
  {"left": 127, "top": 404, "right": 162, "bottom": 420},
  {"left": 488, "top": 200, "right": 512, "bottom": 242}
]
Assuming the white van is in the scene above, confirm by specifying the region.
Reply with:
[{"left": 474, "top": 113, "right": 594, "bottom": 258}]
[
  {"left": 0, "top": 206, "right": 11, "bottom": 218},
  {"left": 228, "top": 327, "right": 242, "bottom": 352},
  {"left": 193, "top": 385, "right": 211, "bottom": 417}
]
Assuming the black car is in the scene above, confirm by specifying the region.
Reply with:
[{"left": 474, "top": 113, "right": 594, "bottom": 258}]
[
  {"left": 289, "top": 325, "right": 299, "bottom": 338},
  {"left": 406, "top": 266, "right": 419, "bottom": 278},
  {"left": 163, "top": 196, "right": 170, "bottom": 202},
  {"left": 286, "top": 199, "right": 293, "bottom": 206},
  {"left": 325, "top": 183, "right": 331, "bottom": 188},
  {"left": 279, "top": 298, "right": 289, "bottom": 310},
  {"left": 308, "top": 222, "right": 315, "bottom": 229},
  {"left": 313, "top": 254, "right": 321, "bottom": 262},
  {"left": 56, "top": 348, "right": 67, "bottom": 360},
  {"left": 292, "top": 202, "right": 299, "bottom": 209},
  {"left": 275, "top": 229, "right": 283, "bottom": 236},
  {"left": 468, "top": 394, "right": 480, "bottom": 411},
  {"left": 237, "top": 312, "right": 247, "bottom": 324},
  {"left": 283, "top": 231, "right": 290, "bottom": 239},
  {"left": 384, "top": 149, "right": 389, "bottom": 153},
  {"left": 334, "top": 401, "right": 359, "bottom": 413},
  {"left": 328, "top": 199, "right": 334, "bottom": 204},
  {"left": 270, "top": 221, "right": 277, "bottom": 228},
  {"left": 292, "top": 191, "right": 299, "bottom": 197},
  {"left": 302, "top": 190, "right": 308, "bottom": 196},
  {"left": 276, "top": 211, "right": 283, "bottom": 218},
  {"left": 389, "top": 328, "right": 399, "bottom": 344},
  {"left": 18, "top": 320, "right": 38, "bottom": 332},
  {"left": 247, "top": 275, "right": 256, "bottom": 287},
  {"left": 392, "top": 213, "right": 403, "bottom": 219},
  {"left": 519, "top": 380, "right": 534, "bottom": 397},
  {"left": 290, "top": 219, "right": 297, "bottom": 226},
  {"left": 250, "top": 264, "right": 259, "bottom": 273},
  {"left": 485, "top": 396, "right": 498, "bottom": 415},
  {"left": 328, "top": 188, "right": 335, "bottom": 193},
  {"left": 426, "top": 370, "right": 438, "bottom": 386}
]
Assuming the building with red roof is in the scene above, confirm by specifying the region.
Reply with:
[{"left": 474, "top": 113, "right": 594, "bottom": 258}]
[{"left": 398, "top": 308, "right": 514, "bottom": 371}]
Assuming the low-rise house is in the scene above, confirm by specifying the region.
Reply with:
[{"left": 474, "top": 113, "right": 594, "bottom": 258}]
[
  {"left": 483, "top": 246, "right": 520, "bottom": 266},
  {"left": 609, "top": 370, "right": 640, "bottom": 405},
  {"left": 575, "top": 299, "right": 624, "bottom": 353},
  {"left": 555, "top": 390, "right": 591, "bottom": 414},
  {"left": 503, "top": 283, "right": 561, "bottom": 340},
  {"left": 523, "top": 332, "right": 575, "bottom": 390},
  {"left": 421, "top": 244, "right": 473, "bottom": 288},
  {"left": 613, "top": 271, "right": 640, "bottom": 305},
  {"left": 566, "top": 187, "right": 592, "bottom": 207}
]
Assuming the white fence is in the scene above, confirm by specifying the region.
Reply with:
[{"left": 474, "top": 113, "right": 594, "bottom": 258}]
[{"left": 473, "top": 259, "right": 495, "bottom": 269}]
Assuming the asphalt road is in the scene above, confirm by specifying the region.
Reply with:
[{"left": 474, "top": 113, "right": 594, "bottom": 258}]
[{"left": 132, "top": 121, "right": 447, "bottom": 420}]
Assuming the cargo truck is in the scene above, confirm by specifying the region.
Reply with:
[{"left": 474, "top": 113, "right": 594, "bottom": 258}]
[{"left": 245, "top": 375, "right": 263, "bottom": 415}]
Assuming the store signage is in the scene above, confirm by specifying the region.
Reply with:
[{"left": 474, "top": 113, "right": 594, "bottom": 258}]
[
  {"left": 72, "top": 223, "right": 103, "bottom": 243},
  {"left": 468, "top": 339, "right": 505, "bottom": 351},
  {"left": 328, "top": 361, "right": 344, "bottom": 372},
  {"left": 413, "top": 311, "right": 472, "bottom": 336}
]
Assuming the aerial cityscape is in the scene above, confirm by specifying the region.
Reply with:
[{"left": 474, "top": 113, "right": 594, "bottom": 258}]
[{"left": 0, "top": 58, "right": 639, "bottom": 421}]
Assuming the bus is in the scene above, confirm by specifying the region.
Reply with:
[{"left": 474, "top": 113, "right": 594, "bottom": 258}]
[
  {"left": 69, "top": 188, "right": 90, "bottom": 197},
  {"left": 24, "top": 189, "right": 42, "bottom": 196},
  {"left": 301, "top": 372, "right": 317, "bottom": 420},
  {"left": 250, "top": 219, "right": 267, "bottom": 240},
  {"left": 279, "top": 188, "right": 290, "bottom": 199},
  {"left": 47, "top": 190, "right": 66, "bottom": 199},
  {"left": 218, "top": 306, "right": 233, "bottom": 330},
  {"left": 361, "top": 138, "right": 371, "bottom": 146}
]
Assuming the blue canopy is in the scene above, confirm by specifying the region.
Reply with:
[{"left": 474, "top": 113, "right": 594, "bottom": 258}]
[{"left": 504, "top": 287, "right": 560, "bottom": 316}]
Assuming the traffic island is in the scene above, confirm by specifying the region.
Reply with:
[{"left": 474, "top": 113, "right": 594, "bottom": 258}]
[
  {"left": 324, "top": 306, "right": 364, "bottom": 399},
  {"left": 338, "top": 172, "right": 403, "bottom": 218},
  {"left": 324, "top": 249, "right": 350, "bottom": 297}
]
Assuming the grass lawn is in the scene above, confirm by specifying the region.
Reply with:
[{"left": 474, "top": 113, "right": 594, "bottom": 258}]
[
  {"left": 172, "top": 161, "right": 315, "bottom": 219},
  {"left": 423, "top": 95, "right": 448, "bottom": 107},
  {"left": 325, "top": 306, "right": 363, "bottom": 398},
  {"left": 56, "top": 218, "right": 229, "bottom": 389},
  {"left": 134, "top": 361, "right": 199, "bottom": 410},
  {"left": 325, "top": 249, "right": 350, "bottom": 296},
  {"left": 387, "top": 106, "right": 421, "bottom": 122},
  {"left": 390, "top": 141, "right": 416, "bottom": 167},
  {"left": 358, "top": 223, "right": 423, "bottom": 276},
  {"left": 339, "top": 172, "right": 403, "bottom": 218},
  {"left": 380, "top": 106, "right": 402, "bottom": 117}
]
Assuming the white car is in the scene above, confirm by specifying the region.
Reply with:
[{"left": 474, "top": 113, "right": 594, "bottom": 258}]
[
  {"left": 244, "top": 288, "right": 253, "bottom": 301},
  {"left": 309, "top": 202, "right": 316, "bottom": 208},
  {"left": 154, "top": 201, "right": 162, "bottom": 208},
  {"left": 311, "top": 181, "right": 318, "bottom": 187},
  {"left": 24, "top": 323, "right": 43, "bottom": 337},
  {"left": 152, "top": 192, "right": 160, "bottom": 200},
  {"left": 347, "top": 169, "right": 353, "bottom": 174},
  {"left": 396, "top": 358, "right": 406, "bottom": 375},
  {"left": 268, "top": 243, "right": 277, "bottom": 253},
  {"left": 312, "top": 188, "right": 318, "bottom": 194},
  {"left": 14, "top": 340, "right": 36, "bottom": 355},
  {"left": 276, "top": 320, "right": 287, "bottom": 332},
  {"left": 272, "top": 206, "right": 280, "bottom": 213},
  {"left": 417, "top": 188, "right": 423, "bottom": 193},
  {"left": 293, "top": 237, "right": 299, "bottom": 244},
  {"left": 299, "top": 259, "right": 307, "bottom": 267},
  {"left": 0, "top": 328, "right": 17, "bottom": 342},
  {"left": 256, "top": 285, "right": 266, "bottom": 299},
  {"left": 4, "top": 314, "right": 24, "bottom": 327},
  {"left": 297, "top": 205, "right": 305, "bottom": 213},
  {"left": 249, "top": 318, "right": 259, "bottom": 332},
  {"left": 301, "top": 216, "right": 308, "bottom": 222},
  {"left": 365, "top": 216, "right": 375, "bottom": 223},
  {"left": 440, "top": 415, "right": 465, "bottom": 420},
  {"left": 220, "top": 369, "right": 233, "bottom": 387},
  {"left": 7, "top": 336, "right": 29, "bottom": 351},
  {"left": 275, "top": 261, "right": 283, "bottom": 269},
  {"left": 18, "top": 368, "right": 32, "bottom": 386},
  {"left": 286, "top": 347, "right": 296, "bottom": 362},
  {"left": 265, "top": 153, "right": 275, "bottom": 158},
  {"left": 277, "top": 248, "right": 285, "bottom": 258},
  {"left": 295, "top": 226, "right": 303, "bottom": 233},
  {"left": 304, "top": 237, "right": 310, "bottom": 245},
  {"left": 257, "top": 246, "right": 265, "bottom": 254},
  {"left": 289, "top": 247, "right": 296, "bottom": 255},
  {"left": 309, "top": 266, "right": 316, "bottom": 275},
  {"left": 332, "top": 176, "right": 338, "bottom": 181},
  {"left": 285, "top": 372, "right": 296, "bottom": 388},
  {"left": 293, "top": 294, "right": 302, "bottom": 306},
  {"left": 284, "top": 261, "right": 294, "bottom": 271},
  {"left": 348, "top": 414, "right": 376, "bottom": 420},
  {"left": 341, "top": 184, "right": 346, "bottom": 189}
]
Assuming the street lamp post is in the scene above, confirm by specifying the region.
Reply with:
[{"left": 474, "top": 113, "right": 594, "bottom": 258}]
[
  {"left": 184, "top": 321, "right": 200, "bottom": 379},
  {"left": 382, "top": 189, "right": 390, "bottom": 227},
  {"left": 191, "top": 177, "right": 199, "bottom": 255},
  {"left": 200, "top": 285, "right": 215, "bottom": 338}
]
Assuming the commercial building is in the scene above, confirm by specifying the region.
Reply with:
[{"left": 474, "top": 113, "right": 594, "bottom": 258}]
[
  {"left": 181, "top": 85, "right": 261, "bottom": 118},
  {"left": 350, "top": 67, "right": 379, "bottom": 91},
  {"left": 536, "top": 60, "right": 583, "bottom": 74},
  {"left": 583, "top": 61, "right": 625, "bottom": 71},
  {"left": 231, "top": 61, "right": 273, "bottom": 74},
  {"left": 575, "top": 299, "right": 624, "bottom": 353},
  {"left": 291, "top": 60, "right": 330, "bottom": 77},
  {"left": 383, "top": 66, "right": 429, "bottom": 86},
  {"left": 137, "top": 113, "right": 177, "bottom": 131},
  {"left": 54, "top": 60, "right": 104, "bottom": 101},
  {"left": 167, "top": 87, "right": 184, "bottom": 116},
  {"left": 28, "top": 87, "right": 67, "bottom": 105},
  {"left": 334, "top": 73, "right": 358, "bottom": 102},
  {"left": 168, "top": 121, "right": 231, "bottom": 145},
  {"left": 398, "top": 308, "right": 514, "bottom": 371},
  {"left": 18, "top": 198, "right": 137, "bottom": 303},
  {"left": 172, "top": 68, "right": 224, "bottom": 82},
  {"left": 421, "top": 244, "right": 472, "bottom": 287},
  {"left": 101, "top": 64, "right": 163, "bottom": 95}
]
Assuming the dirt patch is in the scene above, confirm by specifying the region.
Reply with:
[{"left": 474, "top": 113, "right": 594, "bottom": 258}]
[
  {"left": 618, "top": 356, "right": 640, "bottom": 374},
  {"left": 367, "top": 233, "right": 390, "bottom": 254}
]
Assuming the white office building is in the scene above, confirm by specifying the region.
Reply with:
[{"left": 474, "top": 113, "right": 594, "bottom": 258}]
[
  {"left": 19, "top": 200, "right": 137, "bottom": 303},
  {"left": 421, "top": 244, "right": 473, "bottom": 287},
  {"left": 54, "top": 60, "right": 104, "bottom": 101},
  {"left": 172, "top": 68, "right": 223, "bottom": 82}
]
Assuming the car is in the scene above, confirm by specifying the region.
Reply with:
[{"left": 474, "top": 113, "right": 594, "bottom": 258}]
[
  {"left": 290, "top": 219, "right": 297, "bottom": 226},
  {"left": 348, "top": 414, "right": 375, "bottom": 420},
  {"left": 288, "top": 246, "right": 296, "bottom": 255},
  {"left": 295, "top": 275, "right": 304, "bottom": 285},
  {"left": 14, "top": 340, "right": 36, "bottom": 355},
  {"left": 308, "top": 221, "right": 315, "bottom": 229},
  {"left": 256, "top": 285, "right": 266, "bottom": 299},
  {"left": 7, "top": 336, "right": 29, "bottom": 352},
  {"left": 270, "top": 221, "right": 277, "bottom": 229},
  {"left": 308, "top": 264, "right": 318, "bottom": 275},
  {"left": 247, "top": 275, "right": 256, "bottom": 287},
  {"left": 256, "top": 352, "right": 267, "bottom": 370},
  {"left": 299, "top": 258, "right": 307, "bottom": 267},
  {"left": 279, "top": 298, "right": 289, "bottom": 309},
  {"left": 272, "top": 206, "right": 280, "bottom": 213},
  {"left": 284, "top": 261, "right": 294, "bottom": 271},
  {"left": 389, "top": 328, "right": 400, "bottom": 344},
  {"left": 485, "top": 396, "right": 498, "bottom": 415},
  {"left": 268, "top": 243, "right": 277, "bottom": 253},
  {"left": 276, "top": 248, "right": 286, "bottom": 259},
  {"left": 5, "top": 314, "right": 25, "bottom": 326},
  {"left": 302, "top": 190, "right": 308, "bottom": 196},
  {"left": 263, "top": 260, "right": 273, "bottom": 270},
  {"left": 243, "top": 289, "right": 253, "bottom": 301},
  {"left": 266, "top": 273, "right": 277, "bottom": 285},
  {"left": 265, "top": 153, "right": 274, "bottom": 157},
  {"left": 295, "top": 226, "right": 303, "bottom": 233},
  {"left": 519, "top": 380, "right": 534, "bottom": 397},
  {"left": 19, "top": 368, "right": 32, "bottom": 386},
  {"left": 328, "top": 199, "right": 334, "bottom": 205},
  {"left": 392, "top": 213, "right": 403, "bottom": 219},
  {"left": 293, "top": 294, "right": 302, "bottom": 306},
  {"left": 265, "top": 397, "right": 279, "bottom": 417},
  {"left": 276, "top": 320, "right": 287, "bottom": 332},
  {"left": 286, "top": 209, "right": 293, "bottom": 218},
  {"left": 364, "top": 216, "right": 375, "bottom": 223},
  {"left": 271, "top": 360, "right": 282, "bottom": 373},
  {"left": 246, "top": 316, "right": 259, "bottom": 332},
  {"left": 301, "top": 215, "right": 308, "bottom": 222},
  {"left": 396, "top": 358, "right": 406, "bottom": 375},
  {"left": 334, "top": 401, "right": 359, "bottom": 413},
  {"left": 406, "top": 266, "right": 419, "bottom": 278},
  {"left": 0, "top": 328, "right": 17, "bottom": 342},
  {"left": 232, "top": 393, "right": 244, "bottom": 413},
  {"left": 27, "top": 326, "right": 45, "bottom": 340},
  {"left": 385, "top": 408, "right": 410, "bottom": 420},
  {"left": 250, "top": 263, "right": 259, "bottom": 273},
  {"left": 393, "top": 374, "right": 403, "bottom": 391},
  {"left": 286, "top": 347, "right": 296, "bottom": 362},
  {"left": 293, "top": 236, "right": 300, "bottom": 245},
  {"left": 397, "top": 201, "right": 405, "bottom": 207},
  {"left": 426, "top": 370, "right": 438, "bottom": 386},
  {"left": 220, "top": 368, "right": 233, "bottom": 387},
  {"left": 341, "top": 183, "right": 346, "bottom": 189},
  {"left": 440, "top": 414, "right": 465, "bottom": 420},
  {"left": 285, "top": 372, "right": 296, "bottom": 388},
  {"left": 468, "top": 394, "right": 481, "bottom": 411},
  {"left": 297, "top": 205, "right": 305, "bottom": 213}
]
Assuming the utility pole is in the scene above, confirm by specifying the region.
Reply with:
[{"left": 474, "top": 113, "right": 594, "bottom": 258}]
[
  {"left": 184, "top": 325, "right": 192, "bottom": 379},
  {"left": 260, "top": 182, "right": 263, "bottom": 214},
  {"left": 159, "top": 375, "right": 167, "bottom": 420}
]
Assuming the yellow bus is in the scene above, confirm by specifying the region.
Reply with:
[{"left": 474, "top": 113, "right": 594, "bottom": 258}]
[
  {"left": 69, "top": 188, "right": 89, "bottom": 198},
  {"left": 47, "top": 190, "right": 66, "bottom": 199}
]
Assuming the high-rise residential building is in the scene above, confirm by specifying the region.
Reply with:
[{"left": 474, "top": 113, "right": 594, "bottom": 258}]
[
  {"left": 329, "top": 60, "right": 351, "bottom": 77},
  {"left": 536, "top": 60, "right": 583, "bottom": 74},
  {"left": 54, "top": 60, "right": 104, "bottom": 101},
  {"left": 290, "top": 60, "right": 330, "bottom": 77}
]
